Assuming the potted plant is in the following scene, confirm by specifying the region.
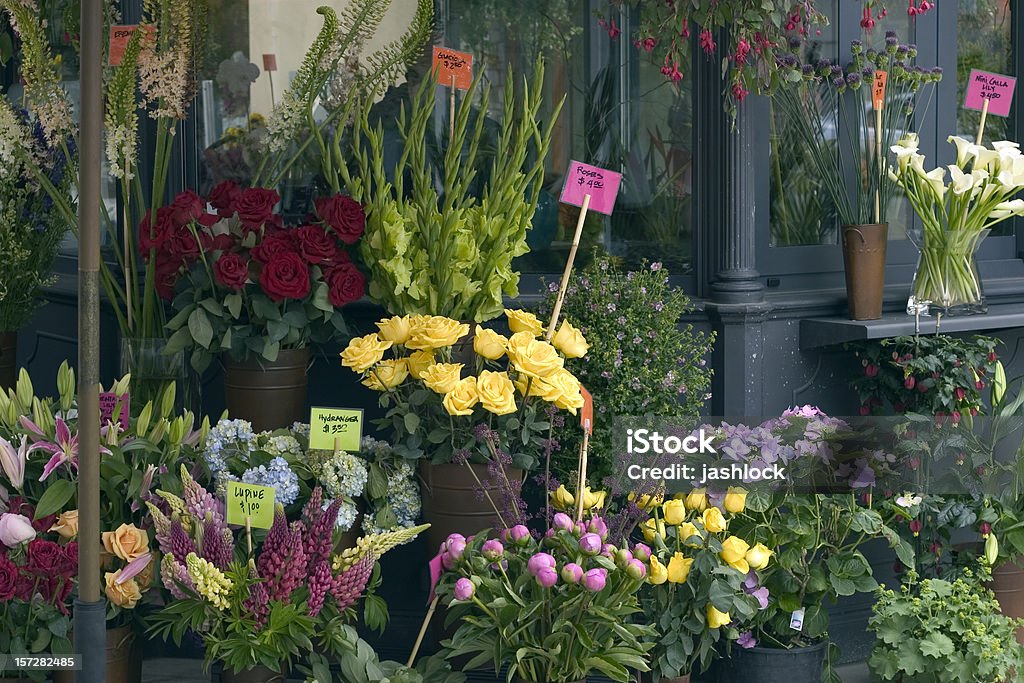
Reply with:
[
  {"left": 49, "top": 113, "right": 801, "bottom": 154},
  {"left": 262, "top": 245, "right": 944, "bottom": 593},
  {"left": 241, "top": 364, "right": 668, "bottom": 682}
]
[
  {"left": 339, "top": 310, "right": 587, "bottom": 552},
  {"left": 776, "top": 32, "right": 942, "bottom": 320},
  {"left": 435, "top": 514, "right": 654, "bottom": 682},
  {"left": 162, "top": 183, "right": 365, "bottom": 431},
  {"left": 147, "top": 470, "right": 426, "bottom": 683},
  {"left": 890, "top": 134, "right": 1024, "bottom": 316},
  {"left": 868, "top": 567, "right": 1024, "bottom": 682}
]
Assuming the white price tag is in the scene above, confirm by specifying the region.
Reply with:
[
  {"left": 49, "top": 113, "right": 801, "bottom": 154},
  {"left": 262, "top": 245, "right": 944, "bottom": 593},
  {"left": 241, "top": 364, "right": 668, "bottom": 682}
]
[{"left": 790, "top": 608, "right": 805, "bottom": 631}]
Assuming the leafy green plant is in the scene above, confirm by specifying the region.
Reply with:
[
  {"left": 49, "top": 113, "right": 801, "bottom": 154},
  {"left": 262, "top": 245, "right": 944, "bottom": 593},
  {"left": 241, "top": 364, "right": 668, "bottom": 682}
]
[
  {"left": 300, "top": 632, "right": 465, "bottom": 683},
  {"left": 868, "top": 567, "right": 1024, "bottom": 682}
]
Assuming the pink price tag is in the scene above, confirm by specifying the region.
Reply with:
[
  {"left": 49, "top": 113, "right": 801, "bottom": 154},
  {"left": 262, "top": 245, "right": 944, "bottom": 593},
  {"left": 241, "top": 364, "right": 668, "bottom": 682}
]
[
  {"left": 109, "top": 25, "right": 154, "bottom": 67},
  {"left": 965, "top": 69, "right": 1016, "bottom": 117},
  {"left": 559, "top": 161, "right": 622, "bottom": 215},
  {"left": 99, "top": 392, "right": 130, "bottom": 430},
  {"left": 580, "top": 385, "right": 593, "bottom": 435},
  {"left": 262, "top": 54, "right": 278, "bottom": 72},
  {"left": 427, "top": 553, "right": 443, "bottom": 605}
]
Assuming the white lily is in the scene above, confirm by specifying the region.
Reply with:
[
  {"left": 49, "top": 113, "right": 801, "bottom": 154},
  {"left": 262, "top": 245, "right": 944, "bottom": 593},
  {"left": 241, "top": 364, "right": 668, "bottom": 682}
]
[
  {"left": 891, "top": 143, "right": 919, "bottom": 171},
  {"left": 923, "top": 167, "right": 947, "bottom": 200},
  {"left": 0, "top": 435, "right": 26, "bottom": 491},
  {"left": 948, "top": 135, "right": 974, "bottom": 168},
  {"left": 970, "top": 144, "right": 1000, "bottom": 171},
  {"left": 948, "top": 165, "right": 975, "bottom": 195}
]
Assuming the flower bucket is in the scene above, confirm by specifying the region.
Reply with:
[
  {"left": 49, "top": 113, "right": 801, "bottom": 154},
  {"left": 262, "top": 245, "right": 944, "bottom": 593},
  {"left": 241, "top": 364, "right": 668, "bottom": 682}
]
[
  {"left": 841, "top": 224, "right": 888, "bottom": 321},
  {"left": 0, "top": 331, "right": 16, "bottom": 391},
  {"left": 49, "top": 625, "right": 142, "bottom": 683},
  {"left": 990, "top": 557, "right": 1024, "bottom": 645},
  {"left": 223, "top": 347, "right": 310, "bottom": 432},
  {"left": 716, "top": 640, "right": 827, "bottom": 683},
  {"left": 120, "top": 337, "right": 197, "bottom": 413},
  {"left": 909, "top": 229, "right": 990, "bottom": 316},
  {"left": 219, "top": 665, "right": 286, "bottom": 683}
]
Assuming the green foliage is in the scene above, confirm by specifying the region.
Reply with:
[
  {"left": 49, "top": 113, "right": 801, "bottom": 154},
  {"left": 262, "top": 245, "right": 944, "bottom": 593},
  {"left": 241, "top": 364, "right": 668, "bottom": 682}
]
[
  {"left": 538, "top": 253, "right": 714, "bottom": 485},
  {"left": 0, "top": 196, "right": 68, "bottom": 331},
  {"left": 868, "top": 568, "right": 1024, "bottom": 682},
  {"left": 0, "top": 588, "right": 74, "bottom": 683}
]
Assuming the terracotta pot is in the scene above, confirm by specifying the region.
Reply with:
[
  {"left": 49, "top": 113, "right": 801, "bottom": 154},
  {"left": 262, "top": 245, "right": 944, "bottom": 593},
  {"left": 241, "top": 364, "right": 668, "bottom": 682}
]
[
  {"left": 717, "top": 640, "right": 828, "bottom": 683},
  {"left": 223, "top": 347, "right": 310, "bottom": 431},
  {"left": 990, "top": 557, "right": 1024, "bottom": 644},
  {"left": 0, "top": 331, "right": 15, "bottom": 391},
  {"left": 220, "top": 665, "right": 286, "bottom": 683},
  {"left": 841, "top": 223, "right": 888, "bottom": 321},
  {"left": 419, "top": 461, "right": 523, "bottom": 555}
]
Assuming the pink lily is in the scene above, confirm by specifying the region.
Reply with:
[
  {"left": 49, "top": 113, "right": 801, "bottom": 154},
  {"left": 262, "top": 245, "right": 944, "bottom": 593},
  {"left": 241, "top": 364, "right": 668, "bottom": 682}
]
[
  {"left": 0, "top": 435, "right": 27, "bottom": 490},
  {"left": 116, "top": 552, "right": 152, "bottom": 585},
  {"left": 19, "top": 415, "right": 47, "bottom": 442},
  {"left": 33, "top": 418, "right": 79, "bottom": 481}
]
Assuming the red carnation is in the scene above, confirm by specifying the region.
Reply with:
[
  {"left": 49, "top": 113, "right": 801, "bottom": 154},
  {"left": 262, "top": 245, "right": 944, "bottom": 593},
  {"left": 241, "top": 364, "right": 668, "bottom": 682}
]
[
  {"left": 235, "top": 187, "right": 280, "bottom": 231},
  {"left": 294, "top": 225, "right": 338, "bottom": 264},
  {"left": 259, "top": 252, "right": 310, "bottom": 302},
  {"left": 137, "top": 206, "right": 175, "bottom": 258},
  {"left": 0, "top": 555, "right": 17, "bottom": 601},
  {"left": 252, "top": 232, "right": 297, "bottom": 264},
  {"left": 326, "top": 261, "right": 366, "bottom": 307},
  {"left": 208, "top": 180, "right": 241, "bottom": 217},
  {"left": 314, "top": 195, "right": 365, "bottom": 244},
  {"left": 214, "top": 252, "right": 250, "bottom": 291},
  {"left": 26, "top": 539, "right": 64, "bottom": 575},
  {"left": 169, "top": 190, "right": 205, "bottom": 226}
]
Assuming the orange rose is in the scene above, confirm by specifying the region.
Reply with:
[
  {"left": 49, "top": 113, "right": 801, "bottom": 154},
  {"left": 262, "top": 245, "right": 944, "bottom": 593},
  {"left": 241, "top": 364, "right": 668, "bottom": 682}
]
[{"left": 102, "top": 523, "right": 149, "bottom": 562}]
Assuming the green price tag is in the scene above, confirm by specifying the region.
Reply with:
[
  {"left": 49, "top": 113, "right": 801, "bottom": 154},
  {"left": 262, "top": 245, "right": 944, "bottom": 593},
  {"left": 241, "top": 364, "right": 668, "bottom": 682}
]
[
  {"left": 226, "top": 481, "right": 275, "bottom": 529},
  {"left": 309, "top": 407, "right": 364, "bottom": 451}
]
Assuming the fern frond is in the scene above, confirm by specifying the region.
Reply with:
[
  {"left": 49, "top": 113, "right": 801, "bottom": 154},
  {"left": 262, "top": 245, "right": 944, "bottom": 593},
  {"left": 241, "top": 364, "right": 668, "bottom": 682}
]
[{"left": 357, "top": 0, "right": 433, "bottom": 95}]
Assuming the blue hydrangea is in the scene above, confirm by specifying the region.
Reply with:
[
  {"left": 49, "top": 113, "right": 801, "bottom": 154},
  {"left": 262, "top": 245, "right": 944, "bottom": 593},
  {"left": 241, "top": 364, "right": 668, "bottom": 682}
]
[
  {"left": 314, "top": 449, "right": 368, "bottom": 499},
  {"left": 261, "top": 434, "right": 302, "bottom": 457},
  {"left": 203, "top": 418, "right": 256, "bottom": 476},
  {"left": 329, "top": 498, "right": 359, "bottom": 532},
  {"left": 241, "top": 457, "right": 300, "bottom": 506}
]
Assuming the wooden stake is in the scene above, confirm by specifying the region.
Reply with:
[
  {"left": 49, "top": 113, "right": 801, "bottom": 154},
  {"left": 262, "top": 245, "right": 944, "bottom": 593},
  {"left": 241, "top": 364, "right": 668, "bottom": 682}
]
[
  {"left": 574, "top": 430, "right": 590, "bottom": 523},
  {"left": 268, "top": 71, "right": 276, "bottom": 107},
  {"left": 875, "top": 107, "right": 883, "bottom": 224},
  {"left": 407, "top": 595, "right": 439, "bottom": 667},
  {"left": 976, "top": 98, "right": 990, "bottom": 145},
  {"left": 245, "top": 515, "right": 252, "bottom": 555},
  {"left": 334, "top": 436, "right": 341, "bottom": 453},
  {"left": 449, "top": 74, "right": 456, "bottom": 143},
  {"left": 546, "top": 193, "right": 591, "bottom": 341}
]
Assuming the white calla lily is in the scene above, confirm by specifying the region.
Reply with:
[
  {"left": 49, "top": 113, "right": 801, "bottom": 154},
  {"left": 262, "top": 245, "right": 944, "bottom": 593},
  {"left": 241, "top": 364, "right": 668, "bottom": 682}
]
[
  {"left": 947, "top": 135, "right": 974, "bottom": 168},
  {"left": 891, "top": 144, "right": 919, "bottom": 171},
  {"left": 923, "top": 167, "right": 947, "bottom": 200},
  {"left": 948, "top": 165, "right": 975, "bottom": 195},
  {"left": 992, "top": 140, "right": 1020, "bottom": 152}
]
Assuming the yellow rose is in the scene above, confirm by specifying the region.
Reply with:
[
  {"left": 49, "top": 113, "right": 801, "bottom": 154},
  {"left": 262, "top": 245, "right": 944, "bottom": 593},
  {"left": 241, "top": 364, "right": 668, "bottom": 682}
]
[
  {"left": 746, "top": 543, "right": 774, "bottom": 571},
  {"left": 581, "top": 487, "right": 606, "bottom": 511},
  {"left": 477, "top": 371, "right": 517, "bottom": 416},
  {"left": 474, "top": 328, "right": 508, "bottom": 360},
  {"left": 504, "top": 309, "right": 544, "bottom": 336},
  {"left": 50, "top": 510, "right": 78, "bottom": 539},
  {"left": 648, "top": 556, "right": 668, "bottom": 585},
  {"left": 724, "top": 488, "right": 747, "bottom": 514},
  {"left": 421, "top": 363, "right": 464, "bottom": 394},
  {"left": 340, "top": 334, "right": 392, "bottom": 373},
  {"left": 546, "top": 369, "right": 584, "bottom": 413},
  {"left": 667, "top": 552, "right": 694, "bottom": 584},
  {"left": 509, "top": 337, "right": 564, "bottom": 380},
  {"left": 685, "top": 488, "right": 709, "bottom": 512},
  {"left": 506, "top": 331, "right": 535, "bottom": 360},
  {"left": 706, "top": 604, "right": 731, "bottom": 629},
  {"left": 105, "top": 570, "right": 142, "bottom": 609},
  {"left": 375, "top": 316, "right": 413, "bottom": 345},
  {"left": 552, "top": 320, "right": 589, "bottom": 359},
  {"left": 629, "top": 490, "right": 665, "bottom": 512},
  {"left": 407, "top": 316, "right": 469, "bottom": 350},
  {"left": 662, "top": 499, "right": 686, "bottom": 525},
  {"left": 720, "top": 536, "right": 751, "bottom": 573},
  {"left": 407, "top": 350, "right": 435, "bottom": 379},
  {"left": 678, "top": 522, "right": 702, "bottom": 546},
  {"left": 442, "top": 377, "right": 478, "bottom": 416},
  {"left": 102, "top": 523, "right": 150, "bottom": 562},
  {"left": 701, "top": 507, "right": 728, "bottom": 534},
  {"left": 549, "top": 484, "right": 575, "bottom": 511},
  {"left": 641, "top": 517, "right": 666, "bottom": 543},
  {"left": 362, "top": 359, "right": 409, "bottom": 391}
]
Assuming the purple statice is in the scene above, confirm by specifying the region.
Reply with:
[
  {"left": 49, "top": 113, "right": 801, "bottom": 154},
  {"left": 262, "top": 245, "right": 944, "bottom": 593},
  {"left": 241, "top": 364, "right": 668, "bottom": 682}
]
[
  {"left": 306, "top": 561, "right": 333, "bottom": 617},
  {"left": 242, "top": 578, "right": 269, "bottom": 628},
  {"left": 201, "top": 515, "right": 233, "bottom": 569},
  {"left": 169, "top": 520, "right": 196, "bottom": 563}
]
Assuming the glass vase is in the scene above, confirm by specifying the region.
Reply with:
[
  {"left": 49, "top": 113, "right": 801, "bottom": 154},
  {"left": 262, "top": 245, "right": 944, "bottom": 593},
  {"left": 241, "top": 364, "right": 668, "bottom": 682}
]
[
  {"left": 119, "top": 337, "right": 198, "bottom": 414},
  {"left": 907, "top": 229, "right": 990, "bottom": 317}
]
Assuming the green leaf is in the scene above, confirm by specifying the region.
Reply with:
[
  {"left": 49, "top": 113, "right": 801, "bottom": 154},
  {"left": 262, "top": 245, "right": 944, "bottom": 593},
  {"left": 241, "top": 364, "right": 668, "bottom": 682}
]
[
  {"left": 919, "top": 632, "right": 955, "bottom": 659},
  {"left": 224, "top": 293, "right": 243, "bottom": 319},
  {"left": 404, "top": 412, "right": 420, "bottom": 434},
  {"left": 163, "top": 326, "right": 194, "bottom": 355},
  {"left": 251, "top": 295, "right": 282, "bottom": 321},
  {"left": 34, "top": 479, "right": 75, "bottom": 519},
  {"left": 312, "top": 282, "right": 332, "bottom": 312},
  {"left": 187, "top": 307, "right": 214, "bottom": 349},
  {"left": 262, "top": 340, "right": 281, "bottom": 362}
]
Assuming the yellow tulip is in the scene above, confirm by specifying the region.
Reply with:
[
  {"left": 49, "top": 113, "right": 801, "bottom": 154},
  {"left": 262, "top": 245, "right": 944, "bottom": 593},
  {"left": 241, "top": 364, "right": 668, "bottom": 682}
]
[
  {"left": 667, "top": 552, "right": 693, "bottom": 584},
  {"left": 677, "top": 522, "right": 702, "bottom": 546},
  {"left": 720, "top": 536, "right": 751, "bottom": 573},
  {"left": 581, "top": 487, "right": 607, "bottom": 511},
  {"left": 375, "top": 316, "right": 413, "bottom": 345},
  {"left": 662, "top": 499, "right": 686, "bottom": 525},
  {"left": 702, "top": 507, "right": 728, "bottom": 534},
  {"left": 505, "top": 309, "right": 545, "bottom": 336},
  {"left": 723, "top": 487, "right": 747, "bottom": 514},
  {"left": 706, "top": 604, "right": 731, "bottom": 629},
  {"left": 746, "top": 543, "right": 773, "bottom": 571},
  {"left": 552, "top": 320, "right": 589, "bottom": 358},
  {"left": 549, "top": 485, "right": 575, "bottom": 511},
  {"left": 685, "top": 489, "right": 709, "bottom": 512},
  {"left": 629, "top": 490, "right": 665, "bottom": 512},
  {"left": 641, "top": 517, "right": 666, "bottom": 543},
  {"left": 648, "top": 556, "right": 668, "bottom": 585}
]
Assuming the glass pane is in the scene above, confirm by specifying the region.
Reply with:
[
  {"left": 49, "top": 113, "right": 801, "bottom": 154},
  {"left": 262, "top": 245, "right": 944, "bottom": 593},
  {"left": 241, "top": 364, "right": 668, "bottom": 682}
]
[{"left": 956, "top": 1, "right": 1012, "bottom": 142}]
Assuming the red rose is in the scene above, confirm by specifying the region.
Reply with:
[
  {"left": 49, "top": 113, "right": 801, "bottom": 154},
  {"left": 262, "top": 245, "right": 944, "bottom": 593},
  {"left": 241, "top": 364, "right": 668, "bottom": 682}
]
[
  {"left": 0, "top": 555, "right": 17, "bottom": 601},
  {"left": 164, "top": 224, "right": 204, "bottom": 262},
  {"left": 208, "top": 180, "right": 241, "bottom": 217},
  {"left": 26, "top": 539, "right": 64, "bottom": 575},
  {"left": 259, "top": 252, "right": 310, "bottom": 302},
  {"left": 31, "top": 512, "right": 57, "bottom": 533},
  {"left": 325, "top": 261, "right": 366, "bottom": 307},
  {"left": 14, "top": 572, "right": 34, "bottom": 601},
  {"left": 137, "top": 206, "right": 174, "bottom": 258},
  {"left": 294, "top": 225, "right": 338, "bottom": 264},
  {"left": 209, "top": 233, "right": 236, "bottom": 252},
  {"left": 154, "top": 257, "right": 182, "bottom": 301},
  {"left": 214, "top": 252, "right": 249, "bottom": 291},
  {"left": 59, "top": 541, "right": 77, "bottom": 576},
  {"left": 235, "top": 187, "right": 280, "bottom": 231},
  {"left": 198, "top": 212, "right": 220, "bottom": 229},
  {"left": 169, "top": 190, "right": 205, "bottom": 226},
  {"left": 252, "top": 231, "right": 297, "bottom": 264},
  {"left": 314, "top": 195, "right": 365, "bottom": 244}
]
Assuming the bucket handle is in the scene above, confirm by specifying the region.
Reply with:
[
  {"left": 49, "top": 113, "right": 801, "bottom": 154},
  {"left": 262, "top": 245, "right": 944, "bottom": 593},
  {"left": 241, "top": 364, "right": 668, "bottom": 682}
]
[{"left": 843, "top": 227, "right": 866, "bottom": 246}]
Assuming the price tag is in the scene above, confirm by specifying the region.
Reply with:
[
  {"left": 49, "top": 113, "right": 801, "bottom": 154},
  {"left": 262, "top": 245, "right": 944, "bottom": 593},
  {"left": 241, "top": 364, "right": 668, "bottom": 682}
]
[
  {"left": 109, "top": 25, "right": 153, "bottom": 66},
  {"left": 432, "top": 46, "right": 473, "bottom": 91},
  {"left": 789, "top": 608, "right": 805, "bottom": 631},
  {"left": 965, "top": 69, "right": 1017, "bottom": 117},
  {"left": 309, "top": 407, "right": 364, "bottom": 451},
  {"left": 872, "top": 70, "right": 887, "bottom": 110},
  {"left": 99, "top": 392, "right": 130, "bottom": 430},
  {"left": 262, "top": 54, "right": 277, "bottom": 72},
  {"left": 560, "top": 160, "right": 622, "bottom": 216},
  {"left": 226, "top": 481, "right": 275, "bottom": 528},
  {"left": 580, "top": 385, "right": 593, "bottom": 435}
]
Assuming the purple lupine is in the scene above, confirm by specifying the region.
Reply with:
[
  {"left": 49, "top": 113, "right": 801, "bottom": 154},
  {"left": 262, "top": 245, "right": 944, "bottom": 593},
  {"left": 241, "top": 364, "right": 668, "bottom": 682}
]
[
  {"left": 242, "top": 579, "right": 270, "bottom": 628},
  {"left": 161, "top": 556, "right": 194, "bottom": 600},
  {"left": 262, "top": 523, "right": 307, "bottom": 603},
  {"left": 169, "top": 520, "right": 196, "bottom": 563},
  {"left": 182, "top": 468, "right": 224, "bottom": 524},
  {"left": 306, "top": 560, "right": 333, "bottom": 617},
  {"left": 201, "top": 515, "right": 233, "bottom": 569},
  {"left": 146, "top": 502, "right": 173, "bottom": 555},
  {"left": 306, "top": 498, "right": 342, "bottom": 570},
  {"left": 301, "top": 487, "right": 325, "bottom": 534},
  {"left": 331, "top": 552, "right": 375, "bottom": 612},
  {"left": 256, "top": 508, "right": 290, "bottom": 593}
]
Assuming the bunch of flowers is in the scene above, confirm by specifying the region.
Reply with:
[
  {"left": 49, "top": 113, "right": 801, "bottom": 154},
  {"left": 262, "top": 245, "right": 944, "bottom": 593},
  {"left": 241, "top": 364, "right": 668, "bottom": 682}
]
[
  {"left": 101, "top": 522, "right": 157, "bottom": 625},
  {"left": 340, "top": 310, "right": 588, "bottom": 469},
  {"left": 162, "top": 182, "right": 366, "bottom": 372},
  {"left": 436, "top": 516, "right": 654, "bottom": 683},
  {"left": 634, "top": 489, "right": 773, "bottom": 679},
  {"left": 147, "top": 469, "right": 426, "bottom": 674},
  {"left": 891, "top": 134, "right": 1024, "bottom": 312}
]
